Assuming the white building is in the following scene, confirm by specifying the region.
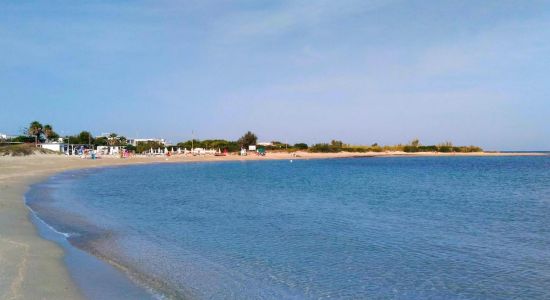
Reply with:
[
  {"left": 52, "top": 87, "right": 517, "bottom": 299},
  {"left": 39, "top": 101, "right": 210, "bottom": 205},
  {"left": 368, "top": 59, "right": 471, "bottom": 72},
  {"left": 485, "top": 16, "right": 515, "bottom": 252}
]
[
  {"left": 0, "top": 133, "right": 16, "bottom": 141},
  {"left": 39, "top": 143, "right": 65, "bottom": 152},
  {"left": 96, "top": 146, "right": 122, "bottom": 155},
  {"left": 128, "top": 138, "right": 166, "bottom": 146},
  {"left": 39, "top": 143, "right": 91, "bottom": 155}
]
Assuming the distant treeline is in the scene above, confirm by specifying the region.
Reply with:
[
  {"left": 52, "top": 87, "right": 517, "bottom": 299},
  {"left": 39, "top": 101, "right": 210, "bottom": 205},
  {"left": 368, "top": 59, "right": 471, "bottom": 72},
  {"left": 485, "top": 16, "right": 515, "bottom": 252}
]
[
  {"left": 308, "top": 140, "right": 482, "bottom": 153},
  {"left": 174, "top": 139, "right": 309, "bottom": 153},
  {"left": 3, "top": 121, "right": 129, "bottom": 147},
  {"left": 173, "top": 131, "right": 260, "bottom": 153},
  {"left": 5, "top": 121, "right": 483, "bottom": 154}
]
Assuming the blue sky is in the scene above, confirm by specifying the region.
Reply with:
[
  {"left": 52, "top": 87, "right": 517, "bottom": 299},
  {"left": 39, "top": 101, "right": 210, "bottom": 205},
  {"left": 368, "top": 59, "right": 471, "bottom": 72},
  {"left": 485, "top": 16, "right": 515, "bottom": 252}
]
[{"left": 1, "top": 1, "right": 549, "bottom": 150}]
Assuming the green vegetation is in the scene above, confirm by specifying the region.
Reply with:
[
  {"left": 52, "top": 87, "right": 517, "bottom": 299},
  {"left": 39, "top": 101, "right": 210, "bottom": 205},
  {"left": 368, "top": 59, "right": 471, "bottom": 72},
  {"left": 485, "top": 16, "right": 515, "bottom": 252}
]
[
  {"left": 66, "top": 131, "right": 91, "bottom": 145},
  {"left": 44, "top": 124, "right": 59, "bottom": 140},
  {"left": 136, "top": 141, "right": 165, "bottom": 153},
  {"left": 6, "top": 123, "right": 484, "bottom": 155},
  {"left": 293, "top": 143, "right": 308, "bottom": 150},
  {"left": 62, "top": 131, "right": 129, "bottom": 147},
  {"left": 27, "top": 121, "right": 43, "bottom": 143},
  {"left": 401, "top": 140, "right": 482, "bottom": 153},
  {"left": 309, "top": 140, "right": 346, "bottom": 152},
  {"left": 238, "top": 131, "right": 257, "bottom": 148},
  {"left": 23, "top": 121, "right": 60, "bottom": 143},
  {"left": 177, "top": 139, "right": 240, "bottom": 152},
  {"left": 8, "top": 135, "right": 35, "bottom": 143},
  {"left": 308, "top": 139, "right": 482, "bottom": 153},
  {"left": 176, "top": 131, "right": 260, "bottom": 152},
  {"left": 107, "top": 133, "right": 127, "bottom": 146},
  {"left": 94, "top": 136, "right": 108, "bottom": 146},
  {"left": 78, "top": 131, "right": 93, "bottom": 145}
]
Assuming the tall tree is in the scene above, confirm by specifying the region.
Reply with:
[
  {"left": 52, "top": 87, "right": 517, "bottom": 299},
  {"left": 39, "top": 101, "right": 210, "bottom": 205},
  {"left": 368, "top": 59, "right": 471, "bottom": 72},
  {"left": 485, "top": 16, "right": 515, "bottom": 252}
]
[
  {"left": 238, "top": 131, "right": 258, "bottom": 148},
  {"left": 108, "top": 133, "right": 118, "bottom": 146},
  {"left": 78, "top": 131, "right": 93, "bottom": 145},
  {"left": 118, "top": 136, "right": 127, "bottom": 146},
  {"left": 48, "top": 131, "right": 60, "bottom": 141},
  {"left": 94, "top": 136, "right": 108, "bottom": 146},
  {"left": 27, "top": 121, "right": 43, "bottom": 145},
  {"left": 43, "top": 124, "right": 52, "bottom": 137},
  {"left": 43, "top": 124, "right": 59, "bottom": 141}
]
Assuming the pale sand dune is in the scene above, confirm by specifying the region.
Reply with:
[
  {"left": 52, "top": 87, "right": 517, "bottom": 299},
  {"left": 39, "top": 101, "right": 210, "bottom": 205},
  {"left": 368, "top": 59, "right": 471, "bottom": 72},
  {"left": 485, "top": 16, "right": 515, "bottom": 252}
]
[{"left": 0, "top": 151, "right": 544, "bottom": 299}]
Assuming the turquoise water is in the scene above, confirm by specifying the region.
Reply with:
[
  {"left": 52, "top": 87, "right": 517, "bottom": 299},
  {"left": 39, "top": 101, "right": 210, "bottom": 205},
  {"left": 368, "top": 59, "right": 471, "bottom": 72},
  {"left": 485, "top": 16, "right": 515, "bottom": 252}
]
[{"left": 27, "top": 156, "right": 550, "bottom": 299}]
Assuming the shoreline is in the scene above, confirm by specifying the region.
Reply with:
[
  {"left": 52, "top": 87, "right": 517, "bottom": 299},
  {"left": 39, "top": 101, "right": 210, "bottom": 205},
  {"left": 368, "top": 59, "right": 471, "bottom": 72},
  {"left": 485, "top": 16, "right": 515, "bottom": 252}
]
[
  {"left": 0, "top": 151, "right": 547, "bottom": 298},
  {"left": 25, "top": 194, "right": 158, "bottom": 299}
]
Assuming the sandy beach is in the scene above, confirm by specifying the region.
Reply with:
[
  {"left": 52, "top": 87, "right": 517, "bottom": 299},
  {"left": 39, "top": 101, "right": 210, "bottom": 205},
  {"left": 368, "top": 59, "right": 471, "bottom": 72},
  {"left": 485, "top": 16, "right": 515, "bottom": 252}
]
[{"left": 0, "top": 150, "right": 545, "bottom": 299}]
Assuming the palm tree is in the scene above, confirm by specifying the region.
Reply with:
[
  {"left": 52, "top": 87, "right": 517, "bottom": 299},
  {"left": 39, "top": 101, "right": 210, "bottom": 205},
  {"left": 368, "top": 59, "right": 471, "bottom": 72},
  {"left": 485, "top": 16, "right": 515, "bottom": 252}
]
[
  {"left": 108, "top": 133, "right": 118, "bottom": 146},
  {"left": 44, "top": 124, "right": 54, "bottom": 141},
  {"left": 118, "top": 136, "right": 127, "bottom": 146},
  {"left": 27, "top": 121, "right": 43, "bottom": 145}
]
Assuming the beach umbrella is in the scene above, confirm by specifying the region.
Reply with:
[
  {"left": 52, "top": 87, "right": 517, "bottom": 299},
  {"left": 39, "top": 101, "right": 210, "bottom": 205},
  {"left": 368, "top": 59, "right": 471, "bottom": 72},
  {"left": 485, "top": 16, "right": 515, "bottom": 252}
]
[
  {"left": 158, "top": 147, "right": 161, "bottom": 154},
  {"left": 150, "top": 147, "right": 153, "bottom": 154},
  {"left": 165, "top": 147, "right": 168, "bottom": 154}
]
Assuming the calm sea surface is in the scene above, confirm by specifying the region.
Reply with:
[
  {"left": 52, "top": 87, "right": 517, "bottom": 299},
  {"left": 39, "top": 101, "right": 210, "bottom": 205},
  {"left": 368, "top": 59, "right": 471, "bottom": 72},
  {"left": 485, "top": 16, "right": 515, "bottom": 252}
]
[{"left": 27, "top": 156, "right": 550, "bottom": 299}]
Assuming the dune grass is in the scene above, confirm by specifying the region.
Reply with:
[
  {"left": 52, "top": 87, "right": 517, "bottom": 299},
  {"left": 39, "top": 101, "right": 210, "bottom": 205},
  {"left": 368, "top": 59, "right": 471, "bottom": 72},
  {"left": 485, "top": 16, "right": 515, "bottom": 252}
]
[{"left": 0, "top": 144, "right": 60, "bottom": 156}]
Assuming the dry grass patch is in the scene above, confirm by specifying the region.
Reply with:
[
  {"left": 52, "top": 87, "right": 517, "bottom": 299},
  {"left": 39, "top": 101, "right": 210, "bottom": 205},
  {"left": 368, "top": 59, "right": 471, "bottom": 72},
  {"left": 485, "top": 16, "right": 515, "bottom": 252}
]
[{"left": 0, "top": 144, "right": 59, "bottom": 156}]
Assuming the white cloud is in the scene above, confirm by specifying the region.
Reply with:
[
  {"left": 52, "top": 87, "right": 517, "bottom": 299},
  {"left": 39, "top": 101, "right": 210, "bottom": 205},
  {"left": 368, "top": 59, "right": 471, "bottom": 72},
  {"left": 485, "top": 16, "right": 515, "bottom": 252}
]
[{"left": 211, "top": 0, "right": 398, "bottom": 41}]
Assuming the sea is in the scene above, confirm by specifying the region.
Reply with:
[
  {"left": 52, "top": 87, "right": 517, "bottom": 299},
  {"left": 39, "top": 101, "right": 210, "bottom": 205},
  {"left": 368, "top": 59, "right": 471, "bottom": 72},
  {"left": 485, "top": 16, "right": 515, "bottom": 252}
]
[{"left": 25, "top": 156, "right": 550, "bottom": 299}]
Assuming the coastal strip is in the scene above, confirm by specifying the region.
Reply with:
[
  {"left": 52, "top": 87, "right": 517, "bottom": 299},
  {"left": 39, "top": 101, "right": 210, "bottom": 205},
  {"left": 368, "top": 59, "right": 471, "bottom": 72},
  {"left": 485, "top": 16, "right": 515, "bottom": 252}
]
[{"left": 0, "top": 151, "right": 546, "bottom": 299}]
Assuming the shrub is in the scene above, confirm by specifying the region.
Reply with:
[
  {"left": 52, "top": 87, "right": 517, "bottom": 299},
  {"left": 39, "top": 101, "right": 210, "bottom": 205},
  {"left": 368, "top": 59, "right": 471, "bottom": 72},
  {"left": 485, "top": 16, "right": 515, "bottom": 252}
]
[
  {"left": 370, "top": 146, "right": 383, "bottom": 152},
  {"left": 438, "top": 145, "right": 452, "bottom": 152},
  {"left": 293, "top": 143, "right": 308, "bottom": 150},
  {"left": 10, "top": 135, "right": 35, "bottom": 143},
  {"left": 137, "top": 141, "right": 165, "bottom": 153},
  {"left": 309, "top": 143, "right": 339, "bottom": 153},
  {"left": 403, "top": 146, "right": 419, "bottom": 153},
  {"left": 418, "top": 145, "right": 438, "bottom": 152}
]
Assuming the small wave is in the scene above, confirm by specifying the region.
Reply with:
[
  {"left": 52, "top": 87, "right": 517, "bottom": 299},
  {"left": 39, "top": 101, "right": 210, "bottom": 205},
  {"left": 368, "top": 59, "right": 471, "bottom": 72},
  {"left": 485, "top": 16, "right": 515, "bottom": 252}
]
[{"left": 24, "top": 199, "right": 72, "bottom": 238}]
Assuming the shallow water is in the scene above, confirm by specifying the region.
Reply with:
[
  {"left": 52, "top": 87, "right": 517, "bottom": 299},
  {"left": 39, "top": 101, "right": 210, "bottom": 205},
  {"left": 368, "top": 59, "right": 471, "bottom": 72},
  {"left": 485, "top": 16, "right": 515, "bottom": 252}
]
[{"left": 27, "top": 156, "right": 550, "bottom": 299}]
